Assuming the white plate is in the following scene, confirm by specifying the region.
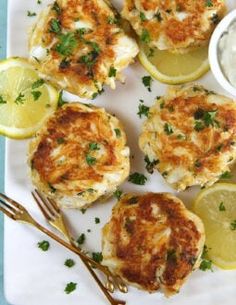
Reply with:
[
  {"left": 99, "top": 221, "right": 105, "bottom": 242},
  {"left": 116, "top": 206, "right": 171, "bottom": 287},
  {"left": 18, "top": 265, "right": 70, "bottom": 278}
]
[{"left": 4, "top": 1, "right": 236, "bottom": 305}]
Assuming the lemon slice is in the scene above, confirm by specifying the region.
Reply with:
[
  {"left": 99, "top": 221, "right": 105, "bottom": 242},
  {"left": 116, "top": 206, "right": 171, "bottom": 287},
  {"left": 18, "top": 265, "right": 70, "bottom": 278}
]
[
  {"left": 193, "top": 183, "right": 236, "bottom": 269},
  {"left": 138, "top": 43, "right": 210, "bottom": 84},
  {"left": 0, "top": 57, "right": 58, "bottom": 139}
]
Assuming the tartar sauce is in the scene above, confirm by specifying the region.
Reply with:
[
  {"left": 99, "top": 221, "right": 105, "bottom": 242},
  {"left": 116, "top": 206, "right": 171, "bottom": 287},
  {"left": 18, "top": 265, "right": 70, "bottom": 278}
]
[{"left": 219, "top": 21, "right": 236, "bottom": 87}]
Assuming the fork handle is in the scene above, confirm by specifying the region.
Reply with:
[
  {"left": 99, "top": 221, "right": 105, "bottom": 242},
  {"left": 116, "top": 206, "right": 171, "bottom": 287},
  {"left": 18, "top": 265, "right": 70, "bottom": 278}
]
[{"left": 34, "top": 221, "right": 125, "bottom": 305}]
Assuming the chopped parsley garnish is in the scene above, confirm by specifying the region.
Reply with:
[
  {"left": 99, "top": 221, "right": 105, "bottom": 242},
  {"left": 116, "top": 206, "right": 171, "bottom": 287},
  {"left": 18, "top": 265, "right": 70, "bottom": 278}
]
[
  {"left": 0, "top": 95, "right": 7, "bottom": 104},
  {"left": 194, "top": 120, "right": 205, "bottom": 131},
  {"left": 164, "top": 123, "right": 173, "bottom": 135},
  {"left": 194, "top": 160, "right": 202, "bottom": 168},
  {"left": 141, "top": 29, "right": 151, "bottom": 43},
  {"left": 27, "top": 11, "right": 36, "bottom": 17},
  {"left": 95, "top": 217, "right": 100, "bottom": 224},
  {"left": 142, "top": 75, "right": 153, "bottom": 92},
  {"left": 114, "top": 128, "right": 121, "bottom": 138},
  {"left": 92, "top": 252, "right": 103, "bottom": 263},
  {"left": 86, "top": 41, "right": 101, "bottom": 54},
  {"left": 31, "top": 91, "right": 42, "bottom": 101},
  {"left": 177, "top": 134, "right": 186, "bottom": 140},
  {"left": 81, "top": 208, "right": 86, "bottom": 214},
  {"left": 77, "top": 233, "right": 86, "bottom": 245},
  {"left": 211, "top": 13, "right": 220, "bottom": 25},
  {"left": 32, "top": 79, "right": 44, "bottom": 89},
  {"left": 64, "top": 282, "right": 77, "bottom": 294},
  {"left": 89, "top": 142, "right": 100, "bottom": 151},
  {"left": 113, "top": 189, "right": 123, "bottom": 200},
  {"left": 199, "top": 245, "right": 213, "bottom": 272},
  {"left": 52, "top": 1, "right": 61, "bottom": 14},
  {"left": 155, "top": 11, "right": 163, "bottom": 22},
  {"left": 148, "top": 48, "right": 154, "bottom": 58},
  {"left": 140, "top": 12, "right": 147, "bottom": 21},
  {"left": 144, "top": 155, "right": 159, "bottom": 174},
  {"left": 129, "top": 172, "right": 147, "bottom": 185},
  {"left": 137, "top": 100, "right": 149, "bottom": 118},
  {"left": 219, "top": 202, "right": 226, "bottom": 211},
  {"left": 216, "top": 144, "right": 223, "bottom": 152},
  {"left": 50, "top": 18, "right": 61, "bottom": 34},
  {"left": 167, "top": 249, "right": 177, "bottom": 263},
  {"left": 15, "top": 92, "right": 25, "bottom": 105},
  {"left": 59, "top": 58, "right": 71, "bottom": 69},
  {"left": 220, "top": 171, "right": 232, "bottom": 179},
  {"left": 64, "top": 259, "right": 75, "bottom": 268},
  {"left": 108, "top": 66, "right": 117, "bottom": 77},
  {"left": 57, "top": 90, "right": 67, "bottom": 107},
  {"left": 48, "top": 183, "right": 56, "bottom": 193},
  {"left": 199, "top": 259, "right": 213, "bottom": 271},
  {"left": 230, "top": 220, "right": 236, "bottom": 230},
  {"left": 55, "top": 33, "right": 77, "bottom": 56},
  {"left": 203, "top": 110, "right": 218, "bottom": 127},
  {"left": 86, "top": 155, "right": 96, "bottom": 166},
  {"left": 57, "top": 137, "right": 65, "bottom": 144},
  {"left": 205, "top": 0, "right": 213, "bottom": 7},
  {"left": 107, "top": 16, "right": 118, "bottom": 24},
  {"left": 37, "top": 0, "right": 42, "bottom": 4},
  {"left": 38, "top": 240, "right": 50, "bottom": 251},
  {"left": 92, "top": 88, "right": 104, "bottom": 100}
]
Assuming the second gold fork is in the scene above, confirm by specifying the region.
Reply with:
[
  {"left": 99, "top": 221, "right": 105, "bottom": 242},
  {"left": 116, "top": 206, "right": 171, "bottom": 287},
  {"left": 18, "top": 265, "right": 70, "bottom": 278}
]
[{"left": 31, "top": 189, "right": 127, "bottom": 294}]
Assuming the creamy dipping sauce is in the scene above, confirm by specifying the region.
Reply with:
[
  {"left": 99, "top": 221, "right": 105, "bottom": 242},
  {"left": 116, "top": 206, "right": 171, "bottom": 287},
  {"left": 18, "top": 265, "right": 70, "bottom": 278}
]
[{"left": 219, "top": 21, "right": 236, "bottom": 88}]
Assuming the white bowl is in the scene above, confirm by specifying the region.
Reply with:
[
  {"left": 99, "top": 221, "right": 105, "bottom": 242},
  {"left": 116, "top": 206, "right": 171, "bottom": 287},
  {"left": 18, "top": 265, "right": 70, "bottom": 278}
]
[{"left": 209, "top": 9, "right": 236, "bottom": 97}]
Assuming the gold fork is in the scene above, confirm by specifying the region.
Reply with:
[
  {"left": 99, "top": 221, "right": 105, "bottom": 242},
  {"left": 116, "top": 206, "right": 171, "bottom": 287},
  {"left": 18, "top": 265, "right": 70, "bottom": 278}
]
[
  {"left": 31, "top": 189, "right": 127, "bottom": 294},
  {"left": 0, "top": 192, "right": 126, "bottom": 305}
]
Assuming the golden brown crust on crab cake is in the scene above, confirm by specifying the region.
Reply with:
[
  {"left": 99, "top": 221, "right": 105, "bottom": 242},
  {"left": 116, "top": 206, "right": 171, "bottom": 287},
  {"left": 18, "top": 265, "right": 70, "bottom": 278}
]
[
  {"left": 122, "top": 0, "right": 226, "bottom": 53},
  {"left": 28, "top": 103, "right": 130, "bottom": 209},
  {"left": 102, "top": 193, "right": 205, "bottom": 296},
  {"left": 29, "top": 0, "right": 138, "bottom": 98},
  {"left": 139, "top": 85, "right": 236, "bottom": 191}
]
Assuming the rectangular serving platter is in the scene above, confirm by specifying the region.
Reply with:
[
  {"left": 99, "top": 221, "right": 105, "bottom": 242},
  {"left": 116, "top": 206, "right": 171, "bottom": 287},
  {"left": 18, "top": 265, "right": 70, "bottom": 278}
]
[{"left": 4, "top": 0, "right": 236, "bottom": 305}]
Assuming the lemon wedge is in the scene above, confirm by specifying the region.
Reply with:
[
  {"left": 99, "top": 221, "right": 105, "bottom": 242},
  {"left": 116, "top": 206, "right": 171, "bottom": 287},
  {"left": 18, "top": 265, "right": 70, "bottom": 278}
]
[
  {"left": 138, "top": 43, "right": 210, "bottom": 84},
  {"left": 193, "top": 183, "right": 236, "bottom": 270},
  {"left": 0, "top": 57, "right": 58, "bottom": 139}
]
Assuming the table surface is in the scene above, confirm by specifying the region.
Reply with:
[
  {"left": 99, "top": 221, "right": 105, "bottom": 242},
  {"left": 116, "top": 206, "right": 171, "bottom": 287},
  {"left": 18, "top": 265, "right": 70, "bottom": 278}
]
[{"left": 0, "top": 0, "right": 8, "bottom": 304}]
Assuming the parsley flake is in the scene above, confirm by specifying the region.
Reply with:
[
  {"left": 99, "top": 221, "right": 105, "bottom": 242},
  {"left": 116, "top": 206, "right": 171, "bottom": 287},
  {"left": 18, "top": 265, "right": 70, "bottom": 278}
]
[
  {"left": 64, "top": 259, "right": 75, "bottom": 268},
  {"left": 64, "top": 282, "right": 77, "bottom": 294},
  {"left": 230, "top": 220, "right": 236, "bottom": 230},
  {"left": 32, "top": 79, "right": 44, "bottom": 89},
  {"left": 92, "top": 252, "right": 103, "bottom": 263},
  {"left": 108, "top": 66, "right": 117, "bottom": 77},
  {"left": 205, "top": 0, "right": 213, "bottom": 7},
  {"left": 107, "top": 16, "right": 118, "bottom": 24},
  {"left": 27, "top": 11, "right": 36, "bottom": 17},
  {"left": 77, "top": 233, "right": 86, "bottom": 245},
  {"left": 95, "top": 217, "right": 100, "bottom": 224},
  {"left": 113, "top": 189, "right": 123, "bottom": 200},
  {"left": 144, "top": 155, "right": 159, "bottom": 174},
  {"left": 55, "top": 33, "right": 77, "bottom": 56},
  {"left": 219, "top": 202, "right": 226, "bottom": 211},
  {"left": 89, "top": 142, "right": 100, "bottom": 151},
  {"left": 141, "top": 29, "right": 151, "bottom": 43},
  {"left": 164, "top": 123, "right": 173, "bottom": 135},
  {"left": 137, "top": 101, "right": 149, "bottom": 118},
  {"left": 31, "top": 91, "right": 42, "bottom": 101},
  {"left": 38, "top": 240, "right": 50, "bottom": 251},
  {"left": 129, "top": 172, "right": 147, "bottom": 185},
  {"left": 15, "top": 92, "right": 25, "bottom": 105},
  {"left": 86, "top": 155, "right": 96, "bottom": 166},
  {"left": 199, "top": 245, "right": 213, "bottom": 272},
  {"left": 50, "top": 18, "right": 61, "bottom": 34},
  {"left": 52, "top": 1, "right": 61, "bottom": 14},
  {"left": 58, "top": 90, "right": 67, "bottom": 107},
  {"left": 140, "top": 12, "right": 147, "bottom": 21},
  {"left": 142, "top": 76, "right": 153, "bottom": 92},
  {"left": 211, "top": 13, "right": 219, "bottom": 25},
  {"left": 220, "top": 171, "right": 232, "bottom": 179},
  {"left": 0, "top": 95, "right": 7, "bottom": 104},
  {"left": 114, "top": 128, "right": 121, "bottom": 138}
]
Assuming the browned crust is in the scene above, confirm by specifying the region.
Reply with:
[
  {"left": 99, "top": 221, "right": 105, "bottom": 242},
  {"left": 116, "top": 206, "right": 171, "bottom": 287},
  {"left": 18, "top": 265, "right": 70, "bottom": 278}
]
[{"left": 105, "top": 193, "right": 202, "bottom": 292}]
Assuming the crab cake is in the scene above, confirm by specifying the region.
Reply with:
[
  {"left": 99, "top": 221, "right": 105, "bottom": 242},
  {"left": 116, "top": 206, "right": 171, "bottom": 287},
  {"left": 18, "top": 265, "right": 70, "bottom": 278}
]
[
  {"left": 122, "top": 0, "right": 226, "bottom": 53},
  {"left": 102, "top": 193, "right": 205, "bottom": 296},
  {"left": 29, "top": 0, "right": 138, "bottom": 99},
  {"left": 139, "top": 85, "right": 236, "bottom": 191},
  {"left": 28, "top": 103, "right": 130, "bottom": 209}
]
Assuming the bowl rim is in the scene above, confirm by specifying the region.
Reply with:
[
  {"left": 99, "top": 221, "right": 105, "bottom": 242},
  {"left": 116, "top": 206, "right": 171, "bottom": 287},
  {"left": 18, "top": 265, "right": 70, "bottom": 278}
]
[{"left": 209, "top": 9, "right": 236, "bottom": 97}]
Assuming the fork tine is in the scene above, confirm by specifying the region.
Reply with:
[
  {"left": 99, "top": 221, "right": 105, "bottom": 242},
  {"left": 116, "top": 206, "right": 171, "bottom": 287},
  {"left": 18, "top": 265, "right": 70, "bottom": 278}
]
[
  {"left": 32, "top": 191, "right": 53, "bottom": 221},
  {"left": 34, "top": 189, "right": 57, "bottom": 217},
  {"left": 47, "top": 197, "right": 60, "bottom": 213},
  {"left": 0, "top": 193, "right": 22, "bottom": 209},
  {"left": 0, "top": 200, "right": 16, "bottom": 220}
]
